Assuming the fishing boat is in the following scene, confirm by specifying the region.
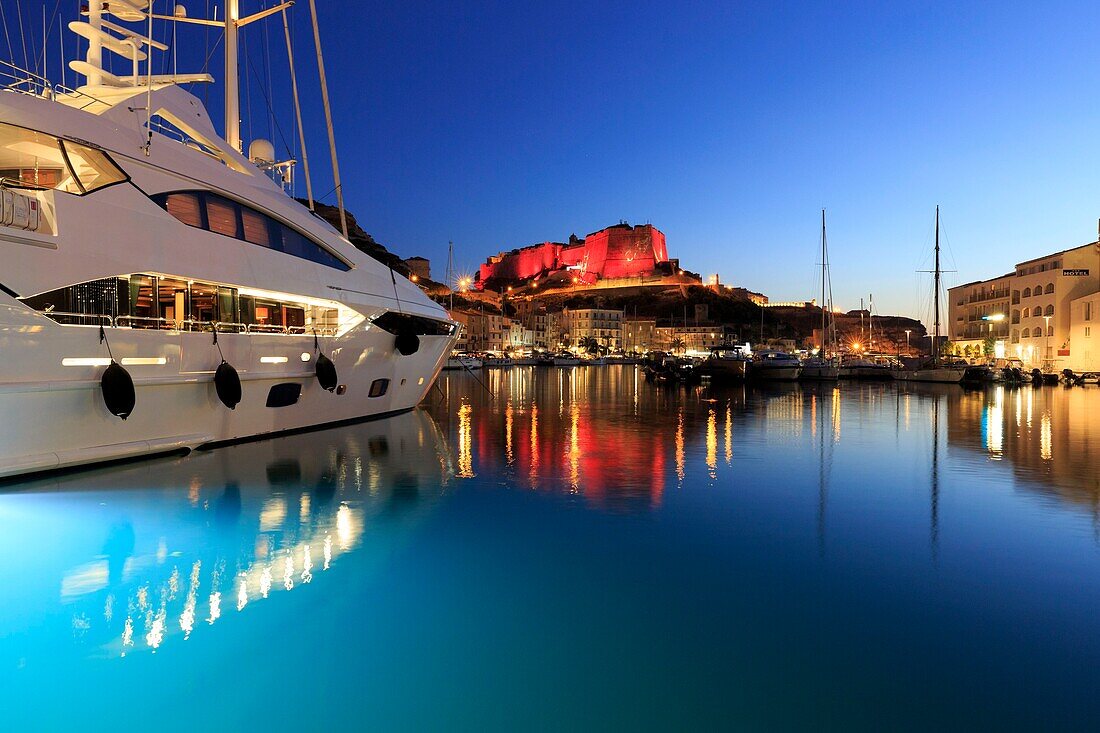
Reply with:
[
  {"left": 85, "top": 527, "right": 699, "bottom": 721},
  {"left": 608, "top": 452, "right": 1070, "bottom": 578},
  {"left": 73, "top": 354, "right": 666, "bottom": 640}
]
[
  {"left": 894, "top": 207, "right": 965, "bottom": 384},
  {"left": 748, "top": 350, "right": 802, "bottom": 381},
  {"left": 802, "top": 209, "right": 840, "bottom": 380},
  {"left": 0, "top": 2, "right": 456, "bottom": 478}
]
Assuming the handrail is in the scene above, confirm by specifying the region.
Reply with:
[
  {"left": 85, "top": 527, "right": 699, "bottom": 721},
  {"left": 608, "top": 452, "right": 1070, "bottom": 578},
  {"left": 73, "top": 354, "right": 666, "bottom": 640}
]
[{"left": 43, "top": 311, "right": 114, "bottom": 327}]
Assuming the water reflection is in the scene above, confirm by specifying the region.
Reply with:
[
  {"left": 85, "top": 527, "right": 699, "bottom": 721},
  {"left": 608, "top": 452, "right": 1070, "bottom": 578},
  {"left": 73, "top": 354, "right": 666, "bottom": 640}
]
[{"left": 0, "top": 410, "right": 452, "bottom": 661}]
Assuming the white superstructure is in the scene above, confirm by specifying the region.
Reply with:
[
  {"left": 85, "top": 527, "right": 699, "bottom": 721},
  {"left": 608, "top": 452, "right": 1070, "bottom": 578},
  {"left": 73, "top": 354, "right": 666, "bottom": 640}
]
[{"left": 0, "top": 3, "right": 456, "bottom": 478}]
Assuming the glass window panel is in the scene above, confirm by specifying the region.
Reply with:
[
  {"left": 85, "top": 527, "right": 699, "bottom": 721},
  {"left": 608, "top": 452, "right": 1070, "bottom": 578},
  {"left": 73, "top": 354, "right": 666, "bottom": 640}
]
[
  {"left": 59, "top": 141, "right": 127, "bottom": 193},
  {"left": 0, "top": 121, "right": 76, "bottom": 192},
  {"left": 241, "top": 206, "right": 275, "bottom": 247},
  {"left": 163, "top": 193, "right": 204, "bottom": 227},
  {"left": 189, "top": 282, "right": 218, "bottom": 323},
  {"left": 206, "top": 195, "right": 240, "bottom": 238},
  {"left": 129, "top": 275, "right": 157, "bottom": 320}
]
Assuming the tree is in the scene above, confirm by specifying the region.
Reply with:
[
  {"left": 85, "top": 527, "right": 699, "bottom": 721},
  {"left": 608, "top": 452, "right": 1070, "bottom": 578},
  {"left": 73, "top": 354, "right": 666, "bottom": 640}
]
[
  {"left": 579, "top": 336, "right": 599, "bottom": 354},
  {"left": 670, "top": 336, "right": 686, "bottom": 355},
  {"left": 983, "top": 335, "right": 997, "bottom": 358}
]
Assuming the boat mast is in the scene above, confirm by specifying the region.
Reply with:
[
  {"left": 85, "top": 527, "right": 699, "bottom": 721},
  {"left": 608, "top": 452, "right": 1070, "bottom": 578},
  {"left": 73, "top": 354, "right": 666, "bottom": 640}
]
[
  {"left": 224, "top": 0, "right": 241, "bottom": 152},
  {"left": 933, "top": 205, "right": 941, "bottom": 368},
  {"left": 820, "top": 209, "right": 827, "bottom": 357},
  {"left": 308, "top": 0, "right": 349, "bottom": 240}
]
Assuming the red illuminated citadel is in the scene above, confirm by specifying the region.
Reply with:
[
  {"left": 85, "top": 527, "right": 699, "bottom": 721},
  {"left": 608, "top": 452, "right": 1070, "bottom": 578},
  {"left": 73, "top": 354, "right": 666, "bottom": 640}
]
[{"left": 476, "top": 223, "right": 670, "bottom": 291}]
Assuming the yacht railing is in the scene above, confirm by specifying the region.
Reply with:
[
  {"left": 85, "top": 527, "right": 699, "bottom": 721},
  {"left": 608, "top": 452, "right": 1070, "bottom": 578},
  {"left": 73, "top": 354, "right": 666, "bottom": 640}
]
[
  {"left": 0, "top": 61, "right": 108, "bottom": 111},
  {"left": 39, "top": 310, "right": 337, "bottom": 336},
  {"left": 42, "top": 311, "right": 115, "bottom": 327}
]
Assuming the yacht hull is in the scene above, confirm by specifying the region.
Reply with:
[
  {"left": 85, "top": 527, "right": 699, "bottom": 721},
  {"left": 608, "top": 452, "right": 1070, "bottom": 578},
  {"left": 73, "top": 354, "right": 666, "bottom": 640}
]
[
  {"left": 894, "top": 367, "right": 966, "bottom": 384},
  {"left": 800, "top": 365, "right": 839, "bottom": 380},
  {"left": 0, "top": 316, "right": 454, "bottom": 478},
  {"left": 749, "top": 365, "right": 801, "bottom": 381}
]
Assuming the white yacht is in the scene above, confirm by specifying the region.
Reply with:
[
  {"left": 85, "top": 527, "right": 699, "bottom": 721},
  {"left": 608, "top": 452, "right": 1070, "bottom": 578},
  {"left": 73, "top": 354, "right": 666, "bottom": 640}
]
[
  {"left": 748, "top": 350, "right": 802, "bottom": 381},
  {"left": 0, "top": 2, "right": 456, "bottom": 478}
]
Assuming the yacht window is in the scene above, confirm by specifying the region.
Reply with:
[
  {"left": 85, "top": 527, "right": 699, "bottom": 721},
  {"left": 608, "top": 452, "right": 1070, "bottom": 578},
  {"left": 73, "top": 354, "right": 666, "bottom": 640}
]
[
  {"left": 206, "top": 194, "right": 240, "bottom": 238},
  {"left": 151, "top": 189, "right": 350, "bottom": 271},
  {"left": 369, "top": 379, "right": 389, "bottom": 398},
  {"left": 241, "top": 207, "right": 272, "bottom": 246},
  {"left": 162, "top": 193, "right": 204, "bottom": 228},
  {"left": 59, "top": 141, "right": 127, "bottom": 193},
  {"left": 0, "top": 122, "right": 125, "bottom": 195}
]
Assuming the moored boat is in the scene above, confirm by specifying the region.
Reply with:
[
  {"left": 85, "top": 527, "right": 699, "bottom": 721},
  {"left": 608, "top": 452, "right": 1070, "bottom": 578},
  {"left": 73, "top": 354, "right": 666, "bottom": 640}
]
[
  {"left": 0, "top": 4, "right": 456, "bottom": 479},
  {"left": 748, "top": 350, "right": 802, "bottom": 381}
]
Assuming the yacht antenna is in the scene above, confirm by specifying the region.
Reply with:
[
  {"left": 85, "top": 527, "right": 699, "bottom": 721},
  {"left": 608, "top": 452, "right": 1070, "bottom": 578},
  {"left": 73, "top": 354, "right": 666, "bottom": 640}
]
[
  {"left": 307, "top": 0, "right": 348, "bottom": 239},
  {"left": 224, "top": 0, "right": 241, "bottom": 151}
]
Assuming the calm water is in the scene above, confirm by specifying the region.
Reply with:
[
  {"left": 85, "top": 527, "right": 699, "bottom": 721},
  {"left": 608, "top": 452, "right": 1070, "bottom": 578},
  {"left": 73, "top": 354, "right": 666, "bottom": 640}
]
[{"left": 2, "top": 366, "right": 1100, "bottom": 730}]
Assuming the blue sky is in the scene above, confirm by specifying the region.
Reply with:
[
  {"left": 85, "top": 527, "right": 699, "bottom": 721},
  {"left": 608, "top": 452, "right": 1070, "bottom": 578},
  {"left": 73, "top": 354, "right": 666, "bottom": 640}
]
[{"left": 13, "top": 1, "right": 1100, "bottom": 319}]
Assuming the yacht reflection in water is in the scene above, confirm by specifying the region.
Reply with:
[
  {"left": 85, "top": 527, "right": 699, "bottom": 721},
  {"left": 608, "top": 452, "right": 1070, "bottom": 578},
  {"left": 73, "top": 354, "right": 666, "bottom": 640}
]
[{"left": 0, "top": 410, "right": 452, "bottom": 660}]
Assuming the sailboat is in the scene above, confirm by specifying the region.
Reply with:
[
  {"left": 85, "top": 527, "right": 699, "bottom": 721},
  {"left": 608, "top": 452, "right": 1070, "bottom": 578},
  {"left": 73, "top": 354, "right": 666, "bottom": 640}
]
[
  {"left": 895, "top": 207, "right": 966, "bottom": 384},
  {"left": 801, "top": 210, "right": 840, "bottom": 380},
  {"left": 0, "top": 2, "right": 457, "bottom": 478}
]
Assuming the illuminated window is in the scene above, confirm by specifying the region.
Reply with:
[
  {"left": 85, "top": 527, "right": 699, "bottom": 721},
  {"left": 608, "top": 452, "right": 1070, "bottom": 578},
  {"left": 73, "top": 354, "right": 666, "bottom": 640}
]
[
  {"left": 151, "top": 190, "right": 350, "bottom": 271},
  {"left": 0, "top": 121, "right": 126, "bottom": 195},
  {"left": 205, "top": 194, "right": 240, "bottom": 238}
]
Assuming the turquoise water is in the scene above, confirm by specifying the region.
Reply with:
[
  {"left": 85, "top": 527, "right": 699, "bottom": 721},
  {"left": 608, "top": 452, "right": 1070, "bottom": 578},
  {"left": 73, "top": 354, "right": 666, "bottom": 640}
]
[{"left": 2, "top": 366, "right": 1100, "bottom": 730}]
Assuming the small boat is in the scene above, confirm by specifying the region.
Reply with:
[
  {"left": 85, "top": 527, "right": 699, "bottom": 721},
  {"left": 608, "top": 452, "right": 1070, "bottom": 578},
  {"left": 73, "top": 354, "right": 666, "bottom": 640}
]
[
  {"left": 512, "top": 354, "right": 539, "bottom": 366},
  {"left": 582, "top": 355, "right": 608, "bottom": 366},
  {"left": 552, "top": 353, "right": 581, "bottom": 366},
  {"left": 748, "top": 350, "right": 802, "bottom": 381},
  {"left": 961, "top": 364, "right": 998, "bottom": 385},
  {"left": 444, "top": 354, "right": 484, "bottom": 370},
  {"left": 483, "top": 354, "right": 514, "bottom": 368},
  {"left": 838, "top": 357, "right": 894, "bottom": 380},
  {"left": 700, "top": 345, "right": 749, "bottom": 381},
  {"left": 801, "top": 359, "right": 840, "bottom": 380}
]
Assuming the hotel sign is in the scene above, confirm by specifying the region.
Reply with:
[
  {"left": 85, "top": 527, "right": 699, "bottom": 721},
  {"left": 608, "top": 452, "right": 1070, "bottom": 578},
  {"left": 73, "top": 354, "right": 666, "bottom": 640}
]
[{"left": 1063, "top": 268, "right": 1090, "bottom": 276}]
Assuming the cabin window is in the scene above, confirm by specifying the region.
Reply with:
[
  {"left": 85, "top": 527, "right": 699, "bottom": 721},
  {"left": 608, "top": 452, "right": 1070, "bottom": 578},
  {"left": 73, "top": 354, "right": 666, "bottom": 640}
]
[
  {"left": 0, "top": 121, "right": 126, "bottom": 195},
  {"left": 205, "top": 194, "right": 240, "bottom": 238},
  {"left": 163, "top": 192, "right": 204, "bottom": 228},
  {"left": 151, "top": 189, "right": 350, "bottom": 271},
  {"left": 369, "top": 379, "right": 389, "bottom": 398}
]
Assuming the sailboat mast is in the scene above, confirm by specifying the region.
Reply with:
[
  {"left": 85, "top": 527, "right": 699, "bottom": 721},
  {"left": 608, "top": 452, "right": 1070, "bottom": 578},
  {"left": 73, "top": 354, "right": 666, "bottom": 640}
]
[
  {"left": 821, "top": 210, "right": 827, "bottom": 355},
  {"left": 934, "top": 205, "right": 941, "bottom": 367}
]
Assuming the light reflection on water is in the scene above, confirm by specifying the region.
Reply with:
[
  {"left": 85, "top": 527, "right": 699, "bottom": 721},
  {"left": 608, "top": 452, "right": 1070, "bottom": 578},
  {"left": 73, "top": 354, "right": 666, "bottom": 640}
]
[{"left": 2, "top": 366, "right": 1100, "bottom": 729}]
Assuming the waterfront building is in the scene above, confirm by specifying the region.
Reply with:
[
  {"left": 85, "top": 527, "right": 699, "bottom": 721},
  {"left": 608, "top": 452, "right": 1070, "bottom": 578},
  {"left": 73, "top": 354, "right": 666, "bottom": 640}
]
[
  {"left": 623, "top": 318, "right": 659, "bottom": 353},
  {"left": 656, "top": 324, "right": 732, "bottom": 355},
  {"left": 560, "top": 308, "right": 624, "bottom": 351},
  {"left": 948, "top": 240, "right": 1100, "bottom": 369}
]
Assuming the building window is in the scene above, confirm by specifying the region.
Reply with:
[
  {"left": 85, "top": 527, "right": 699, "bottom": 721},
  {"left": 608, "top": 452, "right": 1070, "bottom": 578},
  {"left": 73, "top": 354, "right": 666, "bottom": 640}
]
[
  {"left": 1022, "top": 328, "right": 1030, "bottom": 338},
  {"left": 1086, "top": 303, "right": 1093, "bottom": 321},
  {"left": 1012, "top": 329, "right": 1019, "bottom": 343},
  {"left": 1087, "top": 326, "right": 1092, "bottom": 337},
  {"left": 1045, "top": 305, "right": 1054, "bottom": 316},
  {"left": 1045, "top": 283, "right": 1054, "bottom": 294},
  {"left": 1022, "top": 307, "right": 1030, "bottom": 318}
]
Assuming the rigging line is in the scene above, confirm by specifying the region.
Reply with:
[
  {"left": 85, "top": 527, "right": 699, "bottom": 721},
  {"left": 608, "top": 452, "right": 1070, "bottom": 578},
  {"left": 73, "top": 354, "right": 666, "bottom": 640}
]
[
  {"left": 261, "top": 0, "right": 275, "bottom": 145},
  {"left": 281, "top": 7, "right": 312, "bottom": 206},
  {"left": 0, "top": 1, "right": 13, "bottom": 65},
  {"left": 36, "top": 0, "right": 63, "bottom": 75},
  {"left": 242, "top": 43, "right": 294, "bottom": 154},
  {"left": 57, "top": 9, "right": 63, "bottom": 89},
  {"left": 14, "top": 0, "right": 29, "bottom": 73}
]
